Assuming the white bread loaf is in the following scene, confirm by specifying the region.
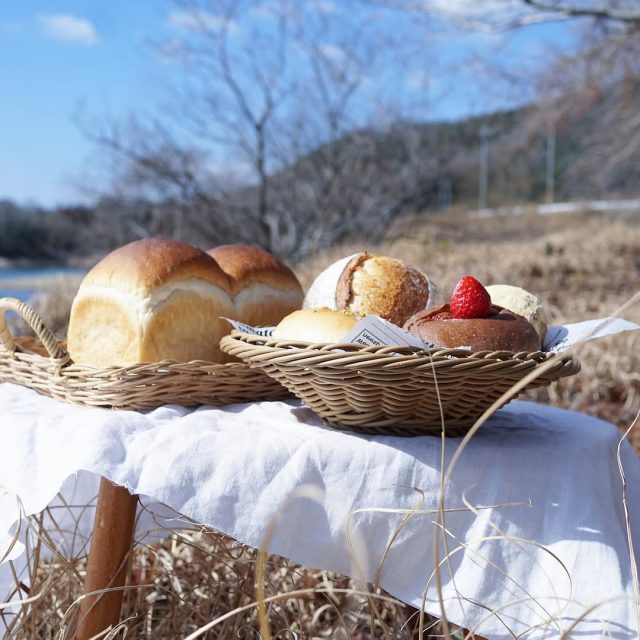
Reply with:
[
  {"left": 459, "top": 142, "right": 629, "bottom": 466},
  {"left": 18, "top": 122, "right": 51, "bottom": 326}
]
[
  {"left": 207, "top": 244, "right": 303, "bottom": 327},
  {"left": 273, "top": 307, "right": 358, "bottom": 343},
  {"left": 303, "top": 252, "right": 442, "bottom": 327},
  {"left": 67, "top": 238, "right": 235, "bottom": 366}
]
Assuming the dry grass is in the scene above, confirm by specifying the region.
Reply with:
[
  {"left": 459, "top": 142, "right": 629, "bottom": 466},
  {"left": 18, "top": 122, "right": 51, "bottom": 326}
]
[
  {"left": 2, "top": 208, "right": 639, "bottom": 638},
  {"left": 5, "top": 507, "right": 444, "bottom": 639}
]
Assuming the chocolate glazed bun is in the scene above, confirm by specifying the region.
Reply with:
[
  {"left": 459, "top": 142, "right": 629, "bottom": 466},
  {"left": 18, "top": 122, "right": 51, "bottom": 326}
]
[{"left": 403, "top": 304, "right": 541, "bottom": 353}]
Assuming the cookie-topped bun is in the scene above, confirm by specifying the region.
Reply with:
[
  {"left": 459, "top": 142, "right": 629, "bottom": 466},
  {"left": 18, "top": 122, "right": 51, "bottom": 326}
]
[
  {"left": 273, "top": 308, "right": 358, "bottom": 343},
  {"left": 207, "top": 244, "right": 303, "bottom": 327},
  {"left": 303, "top": 252, "right": 441, "bottom": 327},
  {"left": 67, "top": 238, "right": 235, "bottom": 367},
  {"left": 403, "top": 276, "right": 541, "bottom": 353},
  {"left": 485, "top": 284, "right": 547, "bottom": 342}
]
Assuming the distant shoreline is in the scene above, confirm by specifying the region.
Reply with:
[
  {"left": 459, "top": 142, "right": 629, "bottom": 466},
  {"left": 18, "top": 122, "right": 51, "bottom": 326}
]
[
  {"left": 0, "top": 255, "right": 96, "bottom": 270},
  {"left": 0, "top": 268, "right": 85, "bottom": 291}
]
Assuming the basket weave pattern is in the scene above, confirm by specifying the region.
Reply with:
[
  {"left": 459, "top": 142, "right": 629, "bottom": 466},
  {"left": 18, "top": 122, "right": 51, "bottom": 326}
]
[
  {"left": 0, "top": 298, "right": 291, "bottom": 410},
  {"left": 221, "top": 331, "right": 581, "bottom": 437}
]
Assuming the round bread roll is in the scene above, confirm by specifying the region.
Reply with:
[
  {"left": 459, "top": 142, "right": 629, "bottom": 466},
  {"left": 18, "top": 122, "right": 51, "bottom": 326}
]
[
  {"left": 303, "top": 252, "right": 441, "bottom": 327},
  {"left": 273, "top": 308, "right": 358, "bottom": 343},
  {"left": 207, "top": 244, "right": 303, "bottom": 327},
  {"left": 403, "top": 304, "right": 541, "bottom": 353},
  {"left": 67, "top": 238, "right": 235, "bottom": 367},
  {"left": 485, "top": 284, "right": 547, "bottom": 342}
]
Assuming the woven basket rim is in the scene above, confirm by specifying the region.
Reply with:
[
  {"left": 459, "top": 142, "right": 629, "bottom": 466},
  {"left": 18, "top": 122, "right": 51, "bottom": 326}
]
[
  {"left": 220, "top": 330, "right": 581, "bottom": 436},
  {"left": 11, "top": 335, "right": 268, "bottom": 372},
  {"left": 222, "top": 329, "right": 569, "bottom": 364},
  {"left": 0, "top": 297, "right": 291, "bottom": 409}
]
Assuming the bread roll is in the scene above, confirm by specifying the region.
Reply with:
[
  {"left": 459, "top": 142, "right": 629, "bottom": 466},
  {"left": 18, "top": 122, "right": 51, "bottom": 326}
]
[
  {"left": 303, "top": 252, "right": 441, "bottom": 327},
  {"left": 485, "top": 284, "right": 547, "bottom": 341},
  {"left": 273, "top": 308, "right": 358, "bottom": 343},
  {"left": 207, "top": 244, "right": 303, "bottom": 327},
  {"left": 67, "top": 238, "right": 235, "bottom": 367},
  {"left": 404, "top": 304, "right": 541, "bottom": 353}
]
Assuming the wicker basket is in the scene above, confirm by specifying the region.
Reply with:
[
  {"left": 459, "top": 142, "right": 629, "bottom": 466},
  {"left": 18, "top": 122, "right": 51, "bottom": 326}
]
[
  {"left": 0, "top": 297, "right": 291, "bottom": 410},
  {"left": 220, "top": 331, "right": 581, "bottom": 437}
]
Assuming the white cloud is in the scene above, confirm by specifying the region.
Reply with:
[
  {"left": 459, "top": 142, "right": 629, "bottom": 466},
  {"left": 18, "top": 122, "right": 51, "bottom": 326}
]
[
  {"left": 158, "top": 39, "right": 191, "bottom": 64},
  {"left": 318, "top": 43, "right": 346, "bottom": 63},
  {"left": 425, "top": 0, "right": 548, "bottom": 28},
  {"left": 168, "top": 10, "right": 240, "bottom": 35},
  {"left": 427, "top": 0, "right": 518, "bottom": 16},
  {"left": 38, "top": 14, "right": 99, "bottom": 45},
  {"left": 206, "top": 159, "right": 255, "bottom": 186},
  {"left": 315, "top": 0, "right": 339, "bottom": 14}
]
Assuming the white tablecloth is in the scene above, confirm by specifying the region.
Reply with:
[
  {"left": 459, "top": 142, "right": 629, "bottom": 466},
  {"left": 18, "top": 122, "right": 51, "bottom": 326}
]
[{"left": 1, "top": 382, "right": 639, "bottom": 639}]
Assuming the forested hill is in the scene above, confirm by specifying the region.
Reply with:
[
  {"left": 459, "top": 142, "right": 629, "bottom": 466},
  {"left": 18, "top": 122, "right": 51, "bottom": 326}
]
[{"left": 2, "top": 77, "right": 638, "bottom": 264}]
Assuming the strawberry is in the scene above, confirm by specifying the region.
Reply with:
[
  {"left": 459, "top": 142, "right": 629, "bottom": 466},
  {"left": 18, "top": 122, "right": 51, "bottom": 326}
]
[{"left": 449, "top": 276, "right": 491, "bottom": 319}]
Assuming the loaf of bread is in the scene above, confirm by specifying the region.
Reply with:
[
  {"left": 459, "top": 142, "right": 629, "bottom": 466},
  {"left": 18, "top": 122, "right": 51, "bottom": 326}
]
[
  {"left": 67, "top": 238, "right": 236, "bottom": 367},
  {"left": 207, "top": 244, "right": 303, "bottom": 327},
  {"left": 68, "top": 239, "right": 306, "bottom": 367},
  {"left": 303, "top": 252, "right": 441, "bottom": 327},
  {"left": 273, "top": 308, "right": 358, "bottom": 343}
]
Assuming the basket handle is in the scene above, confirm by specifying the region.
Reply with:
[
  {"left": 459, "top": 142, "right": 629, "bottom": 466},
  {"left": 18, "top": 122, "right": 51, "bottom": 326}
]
[{"left": 0, "top": 297, "right": 70, "bottom": 361}]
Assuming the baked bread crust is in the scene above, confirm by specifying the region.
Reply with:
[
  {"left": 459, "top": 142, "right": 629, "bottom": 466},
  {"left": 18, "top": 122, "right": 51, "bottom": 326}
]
[
  {"left": 82, "top": 237, "right": 231, "bottom": 295},
  {"left": 68, "top": 238, "right": 235, "bottom": 366},
  {"left": 485, "top": 284, "right": 547, "bottom": 342},
  {"left": 403, "top": 303, "right": 541, "bottom": 352},
  {"left": 207, "top": 244, "right": 303, "bottom": 327},
  {"left": 306, "top": 251, "right": 440, "bottom": 327},
  {"left": 272, "top": 308, "right": 358, "bottom": 343}
]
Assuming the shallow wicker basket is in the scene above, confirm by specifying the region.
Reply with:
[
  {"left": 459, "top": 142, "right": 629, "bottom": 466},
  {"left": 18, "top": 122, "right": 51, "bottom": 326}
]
[
  {"left": 0, "top": 297, "right": 291, "bottom": 410},
  {"left": 220, "top": 330, "right": 581, "bottom": 437}
]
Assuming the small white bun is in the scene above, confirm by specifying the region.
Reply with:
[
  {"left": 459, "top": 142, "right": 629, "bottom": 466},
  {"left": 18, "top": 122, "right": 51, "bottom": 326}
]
[
  {"left": 303, "top": 252, "right": 441, "bottom": 327},
  {"left": 272, "top": 307, "right": 358, "bottom": 343},
  {"left": 485, "top": 284, "right": 548, "bottom": 341}
]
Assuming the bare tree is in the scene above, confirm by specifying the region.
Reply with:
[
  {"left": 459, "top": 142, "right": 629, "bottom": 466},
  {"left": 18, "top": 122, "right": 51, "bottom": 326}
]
[
  {"left": 361, "top": 0, "right": 640, "bottom": 30},
  {"left": 84, "top": 0, "right": 439, "bottom": 259}
]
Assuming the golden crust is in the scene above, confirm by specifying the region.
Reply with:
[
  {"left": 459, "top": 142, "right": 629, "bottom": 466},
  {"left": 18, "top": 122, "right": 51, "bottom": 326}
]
[
  {"left": 336, "top": 253, "right": 431, "bottom": 327},
  {"left": 207, "top": 244, "right": 303, "bottom": 297},
  {"left": 207, "top": 244, "right": 303, "bottom": 326},
  {"left": 83, "top": 237, "right": 231, "bottom": 294},
  {"left": 403, "top": 304, "right": 541, "bottom": 352},
  {"left": 273, "top": 307, "right": 358, "bottom": 343},
  {"left": 68, "top": 238, "right": 237, "bottom": 366}
]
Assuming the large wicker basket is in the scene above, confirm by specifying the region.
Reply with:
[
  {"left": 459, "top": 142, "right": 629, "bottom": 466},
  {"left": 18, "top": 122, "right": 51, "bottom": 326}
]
[
  {"left": 220, "top": 331, "right": 581, "bottom": 437},
  {"left": 0, "top": 297, "right": 291, "bottom": 410}
]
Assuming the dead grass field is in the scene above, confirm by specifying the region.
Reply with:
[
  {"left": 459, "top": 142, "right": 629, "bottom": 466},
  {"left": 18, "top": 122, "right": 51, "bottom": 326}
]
[{"left": 3, "top": 209, "right": 639, "bottom": 639}]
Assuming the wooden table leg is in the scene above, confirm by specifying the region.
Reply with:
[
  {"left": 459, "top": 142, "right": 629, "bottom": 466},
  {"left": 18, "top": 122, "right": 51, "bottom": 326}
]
[{"left": 75, "top": 477, "right": 138, "bottom": 640}]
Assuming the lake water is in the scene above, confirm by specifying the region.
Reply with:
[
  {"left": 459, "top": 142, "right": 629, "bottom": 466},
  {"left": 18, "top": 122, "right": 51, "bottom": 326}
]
[{"left": 0, "top": 267, "right": 84, "bottom": 301}]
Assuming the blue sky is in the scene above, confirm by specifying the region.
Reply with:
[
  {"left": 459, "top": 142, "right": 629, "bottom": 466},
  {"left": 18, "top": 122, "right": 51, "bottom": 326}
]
[{"left": 0, "top": 1, "right": 577, "bottom": 207}]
